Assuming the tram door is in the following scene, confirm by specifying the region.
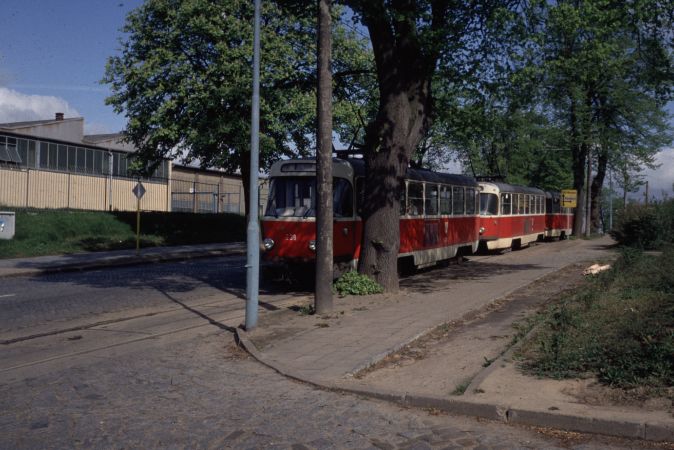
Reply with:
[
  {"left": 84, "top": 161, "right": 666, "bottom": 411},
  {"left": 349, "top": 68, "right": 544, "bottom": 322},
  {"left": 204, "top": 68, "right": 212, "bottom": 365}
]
[{"left": 333, "top": 177, "right": 357, "bottom": 259}]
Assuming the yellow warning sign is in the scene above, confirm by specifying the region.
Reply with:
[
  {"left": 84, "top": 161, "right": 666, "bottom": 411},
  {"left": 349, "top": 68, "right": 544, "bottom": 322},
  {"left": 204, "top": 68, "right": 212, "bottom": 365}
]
[{"left": 561, "top": 189, "right": 577, "bottom": 208}]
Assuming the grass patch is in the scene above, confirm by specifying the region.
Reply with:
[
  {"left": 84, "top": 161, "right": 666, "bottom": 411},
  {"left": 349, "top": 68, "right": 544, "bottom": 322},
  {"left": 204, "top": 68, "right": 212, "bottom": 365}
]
[
  {"left": 450, "top": 378, "right": 472, "bottom": 396},
  {"left": 0, "top": 208, "right": 245, "bottom": 258},
  {"left": 517, "top": 247, "right": 674, "bottom": 398}
]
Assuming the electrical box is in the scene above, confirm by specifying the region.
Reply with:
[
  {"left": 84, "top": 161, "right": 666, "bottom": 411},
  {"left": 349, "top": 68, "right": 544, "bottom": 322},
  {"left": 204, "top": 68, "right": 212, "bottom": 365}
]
[{"left": 0, "top": 211, "right": 15, "bottom": 240}]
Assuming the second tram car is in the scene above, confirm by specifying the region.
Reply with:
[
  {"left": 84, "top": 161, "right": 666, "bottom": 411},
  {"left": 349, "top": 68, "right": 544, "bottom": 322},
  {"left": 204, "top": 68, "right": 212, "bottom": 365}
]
[
  {"left": 544, "top": 191, "right": 574, "bottom": 239},
  {"left": 261, "top": 158, "right": 480, "bottom": 273},
  {"left": 478, "top": 182, "right": 547, "bottom": 251}
]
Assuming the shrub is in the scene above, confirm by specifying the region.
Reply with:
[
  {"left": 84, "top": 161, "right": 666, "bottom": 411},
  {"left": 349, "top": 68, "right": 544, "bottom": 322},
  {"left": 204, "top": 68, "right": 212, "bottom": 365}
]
[
  {"left": 610, "top": 200, "right": 674, "bottom": 249},
  {"left": 333, "top": 271, "right": 383, "bottom": 296}
]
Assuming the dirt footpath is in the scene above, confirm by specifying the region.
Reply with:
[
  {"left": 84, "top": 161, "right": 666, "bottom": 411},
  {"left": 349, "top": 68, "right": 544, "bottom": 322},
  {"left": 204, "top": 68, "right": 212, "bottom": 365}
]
[{"left": 348, "top": 263, "right": 589, "bottom": 396}]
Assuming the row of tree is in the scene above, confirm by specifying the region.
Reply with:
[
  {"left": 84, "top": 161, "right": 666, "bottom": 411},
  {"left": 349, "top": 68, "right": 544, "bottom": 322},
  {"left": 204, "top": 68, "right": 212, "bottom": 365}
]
[{"left": 104, "top": 0, "right": 673, "bottom": 292}]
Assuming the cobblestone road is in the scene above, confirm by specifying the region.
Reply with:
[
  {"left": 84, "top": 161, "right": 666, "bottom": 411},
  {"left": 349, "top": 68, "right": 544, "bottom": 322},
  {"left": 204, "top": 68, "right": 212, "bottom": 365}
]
[{"left": 0, "top": 327, "right": 655, "bottom": 449}]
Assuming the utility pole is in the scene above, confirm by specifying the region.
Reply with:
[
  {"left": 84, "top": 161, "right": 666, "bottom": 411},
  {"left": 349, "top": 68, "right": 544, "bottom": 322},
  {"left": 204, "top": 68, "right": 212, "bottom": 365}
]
[
  {"left": 315, "top": 0, "right": 333, "bottom": 313},
  {"left": 644, "top": 181, "right": 649, "bottom": 205},
  {"left": 245, "top": 0, "right": 261, "bottom": 330},
  {"left": 585, "top": 149, "right": 592, "bottom": 238},
  {"left": 608, "top": 169, "right": 613, "bottom": 231}
]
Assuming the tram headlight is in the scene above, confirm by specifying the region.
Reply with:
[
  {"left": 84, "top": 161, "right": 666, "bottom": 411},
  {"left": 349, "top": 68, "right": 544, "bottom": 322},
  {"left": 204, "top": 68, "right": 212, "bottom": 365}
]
[
  {"left": 263, "top": 238, "right": 275, "bottom": 250},
  {"left": 308, "top": 240, "right": 316, "bottom": 252},
  {"left": 479, "top": 226, "right": 485, "bottom": 234}
]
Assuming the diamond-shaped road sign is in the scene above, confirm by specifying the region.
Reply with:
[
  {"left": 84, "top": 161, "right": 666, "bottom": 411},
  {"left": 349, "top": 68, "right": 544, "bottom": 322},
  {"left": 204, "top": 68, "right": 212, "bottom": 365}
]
[{"left": 132, "top": 181, "right": 146, "bottom": 200}]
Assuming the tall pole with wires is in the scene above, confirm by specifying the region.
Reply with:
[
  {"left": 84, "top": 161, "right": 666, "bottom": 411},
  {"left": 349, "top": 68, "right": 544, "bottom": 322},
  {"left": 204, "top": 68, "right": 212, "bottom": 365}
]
[
  {"left": 245, "top": 0, "right": 261, "bottom": 330},
  {"left": 315, "top": 0, "right": 333, "bottom": 313}
]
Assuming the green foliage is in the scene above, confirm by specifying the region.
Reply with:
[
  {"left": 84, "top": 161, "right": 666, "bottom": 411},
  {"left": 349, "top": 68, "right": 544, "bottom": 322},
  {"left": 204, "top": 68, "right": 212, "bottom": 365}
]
[
  {"left": 610, "top": 200, "right": 674, "bottom": 249},
  {"left": 0, "top": 209, "right": 245, "bottom": 258},
  {"left": 518, "top": 249, "right": 674, "bottom": 393},
  {"left": 103, "top": 0, "right": 372, "bottom": 187},
  {"left": 333, "top": 271, "right": 383, "bottom": 296}
]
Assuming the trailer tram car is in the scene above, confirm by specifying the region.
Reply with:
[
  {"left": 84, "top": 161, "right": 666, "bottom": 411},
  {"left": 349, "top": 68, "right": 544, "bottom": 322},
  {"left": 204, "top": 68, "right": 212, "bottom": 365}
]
[
  {"left": 544, "top": 191, "right": 574, "bottom": 240},
  {"left": 478, "top": 182, "right": 547, "bottom": 251},
  {"left": 261, "top": 158, "right": 480, "bottom": 275}
]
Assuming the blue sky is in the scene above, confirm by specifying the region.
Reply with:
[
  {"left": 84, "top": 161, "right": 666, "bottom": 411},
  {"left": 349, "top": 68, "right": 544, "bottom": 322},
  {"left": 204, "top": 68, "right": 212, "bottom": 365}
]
[
  {"left": 0, "top": 0, "right": 143, "bottom": 133},
  {"left": 0, "top": 0, "right": 671, "bottom": 196}
]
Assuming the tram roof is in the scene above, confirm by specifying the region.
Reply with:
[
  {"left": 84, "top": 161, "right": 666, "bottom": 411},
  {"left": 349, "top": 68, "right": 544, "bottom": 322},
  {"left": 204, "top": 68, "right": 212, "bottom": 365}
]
[
  {"left": 479, "top": 181, "right": 546, "bottom": 195},
  {"left": 269, "top": 158, "right": 477, "bottom": 187}
]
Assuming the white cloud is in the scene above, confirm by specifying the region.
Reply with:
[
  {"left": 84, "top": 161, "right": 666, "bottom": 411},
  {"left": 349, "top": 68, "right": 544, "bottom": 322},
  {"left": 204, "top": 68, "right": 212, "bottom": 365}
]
[
  {"left": 642, "top": 148, "right": 674, "bottom": 198},
  {"left": 0, "top": 87, "right": 80, "bottom": 123}
]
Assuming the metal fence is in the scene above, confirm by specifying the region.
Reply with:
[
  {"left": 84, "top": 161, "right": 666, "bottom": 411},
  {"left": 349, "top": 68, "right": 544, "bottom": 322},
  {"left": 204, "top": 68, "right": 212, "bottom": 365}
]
[
  {"left": 170, "top": 179, "right": 244, "bottom": 214},
  {"left": 170, "top": 178, "right": 268, "bottom": 214}
]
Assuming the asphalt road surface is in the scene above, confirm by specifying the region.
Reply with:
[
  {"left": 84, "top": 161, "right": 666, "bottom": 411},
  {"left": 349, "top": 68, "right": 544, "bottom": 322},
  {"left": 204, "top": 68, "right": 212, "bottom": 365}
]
[{"left": 0, "top": 251, "right": 657, "bottom": 449}]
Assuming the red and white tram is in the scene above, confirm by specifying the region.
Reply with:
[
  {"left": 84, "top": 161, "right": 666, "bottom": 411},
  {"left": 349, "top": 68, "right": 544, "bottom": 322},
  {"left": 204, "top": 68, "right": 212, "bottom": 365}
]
[
  {"left": 261, "top": 158, "right": 480, "bottom": 273},
  {"left": 544, "top": 191, "right": 574, "bottom": 239},
  {"left": 478, "top": 182, "right": 547, "bottom": 251}
]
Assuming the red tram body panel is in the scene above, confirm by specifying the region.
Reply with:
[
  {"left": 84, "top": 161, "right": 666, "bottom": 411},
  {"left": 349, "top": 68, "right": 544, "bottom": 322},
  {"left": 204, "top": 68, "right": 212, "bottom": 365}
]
[
  {"left": 478, "top": 182, "right": 547, "bottom": 251},
  {"left": 544, "top": 192, "right": 574, "bottom": 239},
  {"left": 261, "top": 158, "right": 480, "bottom": 272}
]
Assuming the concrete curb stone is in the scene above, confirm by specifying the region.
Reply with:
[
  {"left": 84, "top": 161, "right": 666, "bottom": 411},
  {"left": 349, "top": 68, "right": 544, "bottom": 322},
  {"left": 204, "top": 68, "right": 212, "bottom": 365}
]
[{"left": 236, "top": 322, "right": 674, "bottom": 443}]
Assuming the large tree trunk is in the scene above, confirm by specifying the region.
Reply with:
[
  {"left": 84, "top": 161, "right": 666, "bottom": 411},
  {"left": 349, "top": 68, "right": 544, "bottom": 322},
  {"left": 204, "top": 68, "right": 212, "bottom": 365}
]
[
  {"left": 359, "top": 82, "right": 429, "bottom": 291},
  {"left": 569, "top": 97, "right": 586, "bottom": 237},
  {"left": 590, "top": 148, "right": 608, "bottom": 231},
  {"left": 354, "top": 3, "right": 435, "bottom": 292}
]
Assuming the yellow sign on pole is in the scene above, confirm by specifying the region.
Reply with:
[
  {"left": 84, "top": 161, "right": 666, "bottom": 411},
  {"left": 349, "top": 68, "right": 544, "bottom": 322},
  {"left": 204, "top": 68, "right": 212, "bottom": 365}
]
[{"left": 561, "top": 189, "right": 577, "bottom": 208}]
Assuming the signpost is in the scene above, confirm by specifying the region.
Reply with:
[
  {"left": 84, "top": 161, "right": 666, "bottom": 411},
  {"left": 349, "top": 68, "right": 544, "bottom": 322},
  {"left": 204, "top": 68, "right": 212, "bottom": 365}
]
[
  {"left": 561, "top": 189, "right": 577, "bottom": 208},
  {"left": 133, "top": 181, "right": 146, "bottom": 255}
]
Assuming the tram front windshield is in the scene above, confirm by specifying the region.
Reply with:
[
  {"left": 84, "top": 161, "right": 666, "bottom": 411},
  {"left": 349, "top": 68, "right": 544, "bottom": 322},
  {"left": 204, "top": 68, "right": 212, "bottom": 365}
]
[
  {"left": 479, "top": 193, "right": 499, "bottom": 215},
  {"left": 265, "top": 176, "right": 353, "bottom": 218}
]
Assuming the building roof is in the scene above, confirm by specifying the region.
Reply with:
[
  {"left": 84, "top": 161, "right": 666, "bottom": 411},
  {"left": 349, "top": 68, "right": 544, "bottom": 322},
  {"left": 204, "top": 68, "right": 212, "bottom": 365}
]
[
  {"left": 0, "top": 117, "right": 83, "bottom": 129},
  {"left": 82, "top": 133, "right": 126, "bottom": 143}
]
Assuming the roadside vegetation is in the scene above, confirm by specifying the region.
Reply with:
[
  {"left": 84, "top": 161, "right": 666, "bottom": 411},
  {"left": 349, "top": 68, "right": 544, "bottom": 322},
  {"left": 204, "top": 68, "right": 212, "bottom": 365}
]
[
  {"left": 0, "top": 208, "right": 246, "bottom": 259},
  {"left": 610, "top": 199, "right": 674, "bottom": 250},
  {"left": 517, "top": 247, "right": 673, "bottom": 399},
  {"left": 333, "top": 271, "right": 384, "bottom": 296}
]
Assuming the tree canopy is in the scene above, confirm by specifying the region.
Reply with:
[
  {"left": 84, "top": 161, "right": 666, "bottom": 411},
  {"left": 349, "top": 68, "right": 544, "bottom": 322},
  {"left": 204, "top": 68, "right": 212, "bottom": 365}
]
[{"left": 104, "top": 0, "right": 372, "bottom": 211}]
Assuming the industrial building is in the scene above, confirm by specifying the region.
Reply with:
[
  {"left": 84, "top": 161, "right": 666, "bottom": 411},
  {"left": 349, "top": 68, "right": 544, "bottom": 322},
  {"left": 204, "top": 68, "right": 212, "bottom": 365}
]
[{"left": 0, "top": 114, "right": 264, "bottom": 214}]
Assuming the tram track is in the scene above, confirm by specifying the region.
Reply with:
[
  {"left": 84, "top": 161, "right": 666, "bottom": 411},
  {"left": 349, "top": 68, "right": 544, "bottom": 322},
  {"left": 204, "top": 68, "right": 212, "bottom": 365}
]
[{"left": 0, "top": 293, "right": 307, "bottom": 378}]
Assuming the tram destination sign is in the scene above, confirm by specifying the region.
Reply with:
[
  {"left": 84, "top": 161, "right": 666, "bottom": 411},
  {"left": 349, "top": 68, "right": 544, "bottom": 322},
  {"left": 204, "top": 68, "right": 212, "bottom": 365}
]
[{"left": 561, "top": 189, "right": 577, "bottom": 208}]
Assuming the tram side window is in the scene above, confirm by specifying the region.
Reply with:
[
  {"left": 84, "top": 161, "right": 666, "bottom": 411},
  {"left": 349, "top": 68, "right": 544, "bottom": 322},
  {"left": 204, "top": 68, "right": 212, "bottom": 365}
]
[
  {"left": 552, "top": 196, "right": 561, "bottom": 213},
  {"left": 400, "top": 184, "right": 407, "bottom": 216},
  {"left": 439, "top": 186, "right": 451, "bottom": 214},
  {"left": 452, "top": 186, "right": 465, "bottom": 215},
  {"left": 425, "top": 183, "right": 438, "bottom": 216},
  {"left": 529, "top": 195, "right": 534, "bottom": 214},
  {"left": 466, "top": 188, "right": 476, "bottom": 215},
  {"left": 500, "top": 193, "right": 511, "bottom": 215},
  {"left": 408, "top": 182, "right": 423, "bottom": 216}
]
